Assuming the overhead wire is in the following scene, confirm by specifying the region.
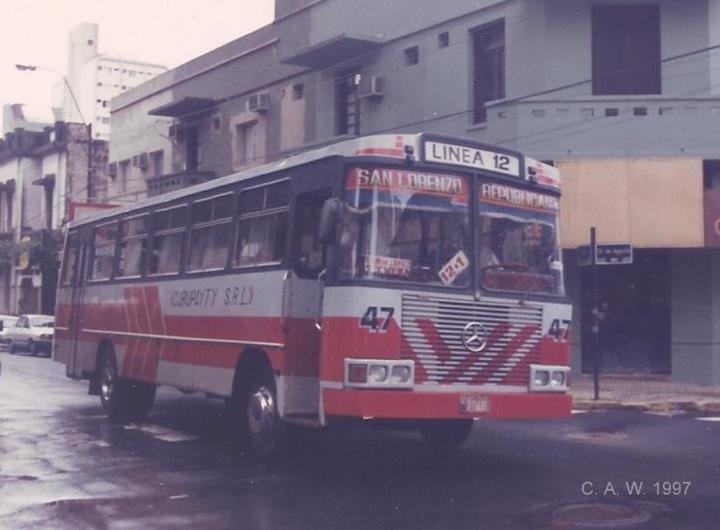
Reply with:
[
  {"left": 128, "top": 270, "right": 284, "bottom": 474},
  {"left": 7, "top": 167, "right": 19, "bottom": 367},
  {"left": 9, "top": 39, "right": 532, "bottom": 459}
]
[{"left": 25, "top": 14, "right": 720, "bottom": 229}]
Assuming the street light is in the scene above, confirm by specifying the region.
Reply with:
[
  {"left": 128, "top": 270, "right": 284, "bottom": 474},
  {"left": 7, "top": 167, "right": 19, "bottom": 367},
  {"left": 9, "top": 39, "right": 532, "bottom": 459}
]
[{"left": 15, "top": 63, "right": 94, "bottom": 200}]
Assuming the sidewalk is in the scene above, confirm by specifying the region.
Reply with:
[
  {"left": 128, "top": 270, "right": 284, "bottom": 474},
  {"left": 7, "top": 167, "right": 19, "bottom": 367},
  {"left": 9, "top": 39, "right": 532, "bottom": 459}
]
[{"left": 570, "top": 374, "right": 720, "bottom": 413}]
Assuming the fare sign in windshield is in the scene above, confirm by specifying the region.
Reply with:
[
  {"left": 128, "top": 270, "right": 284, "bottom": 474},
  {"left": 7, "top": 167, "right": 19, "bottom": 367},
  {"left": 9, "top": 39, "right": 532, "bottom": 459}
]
[{"left": 424, "top": 140, "right": 521, "bottom": 178}]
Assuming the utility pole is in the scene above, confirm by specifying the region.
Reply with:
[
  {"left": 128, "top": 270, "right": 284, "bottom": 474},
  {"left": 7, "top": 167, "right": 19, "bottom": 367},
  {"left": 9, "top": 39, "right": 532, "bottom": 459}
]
[
  {"left": 15, "top": 63, "right": 93, "bottom": 202},
  {"left": 86, "top": 123, "right": 93, "bottom": 201}
]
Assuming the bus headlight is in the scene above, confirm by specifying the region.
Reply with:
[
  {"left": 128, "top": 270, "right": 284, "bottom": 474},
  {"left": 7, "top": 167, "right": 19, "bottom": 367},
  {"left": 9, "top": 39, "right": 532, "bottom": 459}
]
[
  {"left": 550, "top": 370, "right": 566, "bottom": 387},
  {"left": 368, "top": 365, "right": 388, "bottom": 383},
  {"left": 534, "top": 370, "right": 550, "bottom": 387},
  {"left": 390, "top": 365, "right": 411, "bottom": 384},
  {"left": 344, "top": 359, "right": 414, "bottom": 389},
  {"left": 530, "top": 364, "right": 569, "bottom": 392}
]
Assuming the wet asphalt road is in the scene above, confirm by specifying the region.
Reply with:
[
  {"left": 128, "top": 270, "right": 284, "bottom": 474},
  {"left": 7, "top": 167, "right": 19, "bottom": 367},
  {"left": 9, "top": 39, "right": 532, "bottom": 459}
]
[{"left": 1, "top": 352, "right": 719, "bottom": 530}]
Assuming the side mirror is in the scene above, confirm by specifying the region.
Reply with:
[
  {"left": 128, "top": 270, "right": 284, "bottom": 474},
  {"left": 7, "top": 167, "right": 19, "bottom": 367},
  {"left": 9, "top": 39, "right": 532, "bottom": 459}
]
[
  {"left": 549, "top": 260, "right": 563, "bottom": 272},
  {"left": 319, "top": 198, "right": 341, "bottom": 245}
]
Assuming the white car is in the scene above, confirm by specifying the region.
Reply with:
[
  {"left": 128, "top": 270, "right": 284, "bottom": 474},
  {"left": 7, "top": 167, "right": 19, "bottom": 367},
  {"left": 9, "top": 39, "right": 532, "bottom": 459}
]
[
  {"left": 7, "top": 314, "right": 55, "bottom": 356},
  {"left": 0, "top": 315, "right": 18, "bottom": 349}
]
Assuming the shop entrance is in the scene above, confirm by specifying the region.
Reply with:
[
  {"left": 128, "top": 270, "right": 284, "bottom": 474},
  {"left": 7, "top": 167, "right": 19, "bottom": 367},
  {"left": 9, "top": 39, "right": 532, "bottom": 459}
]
[{"left": 580, "top": 250, "right": 671, "bottom": 373}]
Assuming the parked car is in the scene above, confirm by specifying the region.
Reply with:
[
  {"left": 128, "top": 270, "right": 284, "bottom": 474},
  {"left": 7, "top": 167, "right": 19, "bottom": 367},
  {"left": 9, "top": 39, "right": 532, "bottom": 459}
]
[
  {"left": 7, "top": 314, "right": 55, "bottom": 356},
  {"left": 0, "top": 315, "right": 18, "bottom": 349}
]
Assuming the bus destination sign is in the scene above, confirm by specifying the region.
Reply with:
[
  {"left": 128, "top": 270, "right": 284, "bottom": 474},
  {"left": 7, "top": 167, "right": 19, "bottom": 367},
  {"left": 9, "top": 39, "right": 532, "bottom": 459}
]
[{"left": 424, "top": 140, "right": 521, "bottom": 178}]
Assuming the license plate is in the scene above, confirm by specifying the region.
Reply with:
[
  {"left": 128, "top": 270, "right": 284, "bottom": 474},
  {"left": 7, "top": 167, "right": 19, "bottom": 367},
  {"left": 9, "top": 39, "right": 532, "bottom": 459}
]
[{"left": 459, "top": 395, "right": 489, "bottom": 414}]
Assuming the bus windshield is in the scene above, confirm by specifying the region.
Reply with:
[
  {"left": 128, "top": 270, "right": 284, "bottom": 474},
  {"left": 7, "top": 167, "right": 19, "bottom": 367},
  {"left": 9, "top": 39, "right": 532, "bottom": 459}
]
[
  {"left": 478, "top": 182, "right": 563, "bottom": 296},
  {"left": 339, "top": 167, "right": 471, "bottom": 287}
]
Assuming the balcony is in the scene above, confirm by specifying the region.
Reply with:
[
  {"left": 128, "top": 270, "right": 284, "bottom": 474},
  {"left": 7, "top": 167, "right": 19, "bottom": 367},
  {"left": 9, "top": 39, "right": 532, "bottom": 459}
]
[
  {"left": 147, "top": 170, "right": 216, "bottom": 197},
  {"left": 479, "top": 95, "right": 720, "bottom": 157}
]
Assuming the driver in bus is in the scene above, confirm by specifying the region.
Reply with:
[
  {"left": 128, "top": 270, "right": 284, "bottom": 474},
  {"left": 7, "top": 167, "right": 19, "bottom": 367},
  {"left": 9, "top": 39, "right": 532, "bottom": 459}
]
[{"left": 523, "top": 222, "right": 554, "bottom": 273}]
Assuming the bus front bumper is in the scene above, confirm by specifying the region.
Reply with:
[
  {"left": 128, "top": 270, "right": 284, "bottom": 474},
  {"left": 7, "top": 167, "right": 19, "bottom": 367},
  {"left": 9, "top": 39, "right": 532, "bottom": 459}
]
[{"left": 323, "top": 388, "right": 572, "bottom": 420}]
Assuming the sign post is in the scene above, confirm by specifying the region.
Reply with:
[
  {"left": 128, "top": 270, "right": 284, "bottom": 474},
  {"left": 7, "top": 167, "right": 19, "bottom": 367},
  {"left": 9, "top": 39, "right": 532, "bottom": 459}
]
[
  {"left": 590, "top": 228, "right": 600, "bottom": 401},
  {"left": 578, "top": 237, "right": 633, "bottom": 401}
]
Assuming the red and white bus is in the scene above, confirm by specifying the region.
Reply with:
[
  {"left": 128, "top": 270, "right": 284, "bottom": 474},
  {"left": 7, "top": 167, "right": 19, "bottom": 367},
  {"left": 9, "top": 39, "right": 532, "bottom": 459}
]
[{"left": 54, "top": 133, "right": 571, "bottom": 456}]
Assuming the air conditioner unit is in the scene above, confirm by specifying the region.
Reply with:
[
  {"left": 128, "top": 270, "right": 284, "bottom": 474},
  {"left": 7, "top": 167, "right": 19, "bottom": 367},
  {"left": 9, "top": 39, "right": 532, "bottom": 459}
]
[
  {"left": 360, "top": 75, "right": 384, "bottom": 99},
  {"left": 169, "top": 123, "right": 185, "bottom": 143},
  {"left": 247, "top": 92, "right": 270, "bottom": 112},
  {"left": 138, "top": 152, "right": 149, "bottom": 169}
]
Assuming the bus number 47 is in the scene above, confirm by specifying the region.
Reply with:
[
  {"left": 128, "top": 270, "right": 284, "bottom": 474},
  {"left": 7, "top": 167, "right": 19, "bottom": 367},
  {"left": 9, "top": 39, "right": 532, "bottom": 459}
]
[
  {"left": 360, "top": 306, "right": 395, "bottom": 333},
  {"left": 548, "top": 319, "right": 571, "bottom": 341}
]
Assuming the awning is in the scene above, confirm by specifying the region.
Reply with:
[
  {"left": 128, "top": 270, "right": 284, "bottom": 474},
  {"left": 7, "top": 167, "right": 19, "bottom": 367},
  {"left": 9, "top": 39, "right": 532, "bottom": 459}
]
[
  {"left": 148, "top": 97, "right": 218, "bottom": 118},
  {"left": 32, "top": 175, "right": 56, "bottom": 187},
  {"left": 281, "top": 34, "right": 384, "bottom": 69}
]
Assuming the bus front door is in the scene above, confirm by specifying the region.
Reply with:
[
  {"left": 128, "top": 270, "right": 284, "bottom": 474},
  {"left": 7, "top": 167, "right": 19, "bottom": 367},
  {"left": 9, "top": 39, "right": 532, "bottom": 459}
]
[{"left": 282, "top": 189, "right": 331, "bottom": 421}]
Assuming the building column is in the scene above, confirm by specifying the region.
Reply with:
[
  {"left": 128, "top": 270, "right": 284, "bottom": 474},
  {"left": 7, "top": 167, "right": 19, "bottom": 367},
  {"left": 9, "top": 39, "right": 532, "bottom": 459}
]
[{"left": 671, "top": 248, "right": 720, "bottom": 385}]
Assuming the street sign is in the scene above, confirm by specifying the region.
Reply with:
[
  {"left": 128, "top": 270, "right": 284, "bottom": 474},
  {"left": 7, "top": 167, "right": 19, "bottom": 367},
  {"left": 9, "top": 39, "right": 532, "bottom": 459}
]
[
  {"left": 578, "top": 243, "right": 633, "bottom": 266},
  {"left": 596, "top": 244, "right": 633, "bottom": 265}
]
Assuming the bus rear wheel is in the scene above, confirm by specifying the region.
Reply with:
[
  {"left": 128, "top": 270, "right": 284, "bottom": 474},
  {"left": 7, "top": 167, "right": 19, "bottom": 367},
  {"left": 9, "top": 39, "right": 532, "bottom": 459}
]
[
  {"left": 419, "top": 419, "right": 473, "bottom": 452},
  {"left": 98, "top": 348, "right": 156, "bottom": 421}
]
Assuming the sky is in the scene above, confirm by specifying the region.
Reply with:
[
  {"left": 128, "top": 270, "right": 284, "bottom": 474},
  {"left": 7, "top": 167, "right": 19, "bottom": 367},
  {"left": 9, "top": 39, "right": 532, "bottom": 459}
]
[{"left": 0, "top": 0, "right": 275, "bottom": 121}]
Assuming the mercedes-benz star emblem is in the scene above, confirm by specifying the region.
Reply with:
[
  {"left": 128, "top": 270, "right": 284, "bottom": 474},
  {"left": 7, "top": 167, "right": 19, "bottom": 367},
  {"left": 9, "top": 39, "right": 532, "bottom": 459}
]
[{"left": 462, "top": 321, "right": 488, "bottom": 352}]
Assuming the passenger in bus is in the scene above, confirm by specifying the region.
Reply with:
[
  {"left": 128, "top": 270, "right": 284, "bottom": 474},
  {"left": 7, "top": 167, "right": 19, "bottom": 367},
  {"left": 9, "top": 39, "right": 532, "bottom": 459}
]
[
  {"left": 479, "top": 232, "right": 501, "bottom": 268},
  {"left": 299, "top": 233, "right": 323, "bottom": 269}
]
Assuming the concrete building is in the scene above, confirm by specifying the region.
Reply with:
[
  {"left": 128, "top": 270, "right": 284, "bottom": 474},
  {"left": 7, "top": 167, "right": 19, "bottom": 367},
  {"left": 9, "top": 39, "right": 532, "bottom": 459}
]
[
  {"left": 2, "top": 104, "right": 57, "bottom": 135},
  {"left": 108, "top": 0, "right": 720, "bottom": 384},
  {"left": 56, "top": 23, "right": 166, "bottom": 142},
  {"left": 0, "top": 123, "right": 108, "bottom": 314}
]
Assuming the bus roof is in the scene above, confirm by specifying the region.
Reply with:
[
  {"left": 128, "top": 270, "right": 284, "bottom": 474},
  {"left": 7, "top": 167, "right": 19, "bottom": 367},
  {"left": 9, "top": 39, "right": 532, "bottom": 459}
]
[{"left": 71, "top": 133, "right": 560, "bottom": 228}]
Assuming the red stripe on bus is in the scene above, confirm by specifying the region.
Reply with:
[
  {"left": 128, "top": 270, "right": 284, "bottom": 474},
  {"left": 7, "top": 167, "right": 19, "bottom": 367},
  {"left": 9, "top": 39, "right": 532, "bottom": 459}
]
[
  {"left": 469, "top": 325, "right": 536, "bottom": 384},
  {"left": 439, "top": 322, "right": 513, "bottom": 384},
  {"left": 323, "top": 388, "right": 571, "bottom": 419},
  {"left": 354, "top": 147, "right": 405, "bottom": 157},
  {"left": 538, "top": 335, "right": 570, "bottom": 365}
]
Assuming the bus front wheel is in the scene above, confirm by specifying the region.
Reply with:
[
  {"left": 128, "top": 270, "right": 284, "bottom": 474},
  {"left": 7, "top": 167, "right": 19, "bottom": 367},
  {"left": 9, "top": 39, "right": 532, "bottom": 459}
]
[
  {"left": 419, "top": 419, "right": 473, "bottom": 452},
  {"left": 98, "top": 348, "right": 156, "bottom": 421},
  {"left": 236, "top": 366, "right": 286, "bottom": 461}
]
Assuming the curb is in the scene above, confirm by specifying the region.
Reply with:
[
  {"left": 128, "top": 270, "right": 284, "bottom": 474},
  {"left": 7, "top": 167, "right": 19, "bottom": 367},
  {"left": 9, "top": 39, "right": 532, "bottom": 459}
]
[
  {"left": 572, "top": 398, "right": 720, "bottom": 414},
  {"left": 572, "top": 400, "right": 645, "bottom": 412},
  {"left": 697, "top": 401, "right": 720, "bottom": 414}
]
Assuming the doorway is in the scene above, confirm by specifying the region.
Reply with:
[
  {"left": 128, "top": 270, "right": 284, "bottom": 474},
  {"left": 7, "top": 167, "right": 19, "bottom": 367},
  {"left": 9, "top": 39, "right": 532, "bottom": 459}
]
[{"left": 580, "top": 250, "right": 671, "bottom": 373}]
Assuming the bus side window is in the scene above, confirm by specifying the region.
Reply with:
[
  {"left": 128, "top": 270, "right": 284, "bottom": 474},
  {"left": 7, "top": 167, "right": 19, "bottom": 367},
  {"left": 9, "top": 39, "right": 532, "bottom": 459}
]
[
  {"left": 187, "top": 194, "right": 233, "bottom": 272},
  {"left": 61, "top": 233, "right": 79, "bottom": 286},
  {"left": 89, "top": 222, "right": 118, "bottom": 281},
  {"left": 234, "top": 181, "right": 290, "bottom": 268},
  {"left": 148, "top": 206, "right": 187, "bottom": 275},
  {"left": 292, "top": 189, "right": 331, "bottom": 278},
  {"left": 117, "top": 215, "right": 149, "bottom": 278}
]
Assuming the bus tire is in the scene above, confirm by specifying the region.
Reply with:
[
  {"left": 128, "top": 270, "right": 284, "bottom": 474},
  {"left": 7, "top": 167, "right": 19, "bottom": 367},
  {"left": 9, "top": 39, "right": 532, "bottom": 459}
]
[
  {"left": 98, "top": 347, "right": 156, "bottom": 421},
  {"left": 124, "top": 380, "right": 157, "bottom": 420},
  {"left": 236, "top": 363, "right": 286, "bottom": 461},
  {"left": 419, "top": 419, "right": 473, "bottom": 452}
]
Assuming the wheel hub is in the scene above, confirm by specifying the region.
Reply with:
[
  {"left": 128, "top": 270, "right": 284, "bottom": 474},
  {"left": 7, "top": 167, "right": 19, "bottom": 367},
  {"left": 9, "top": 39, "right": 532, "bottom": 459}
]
[
  {"left": 247, "top": 386, "right": 277, "bottom": 439},
  {"left": 101, "top": 362, "right": 115, "bottom": 401}
]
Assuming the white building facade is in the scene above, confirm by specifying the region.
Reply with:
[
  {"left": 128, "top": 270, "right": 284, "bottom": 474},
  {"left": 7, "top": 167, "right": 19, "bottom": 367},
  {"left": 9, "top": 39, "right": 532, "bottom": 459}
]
[{"left": 56, "top": 23, "right": 166, "bottom": 141}]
